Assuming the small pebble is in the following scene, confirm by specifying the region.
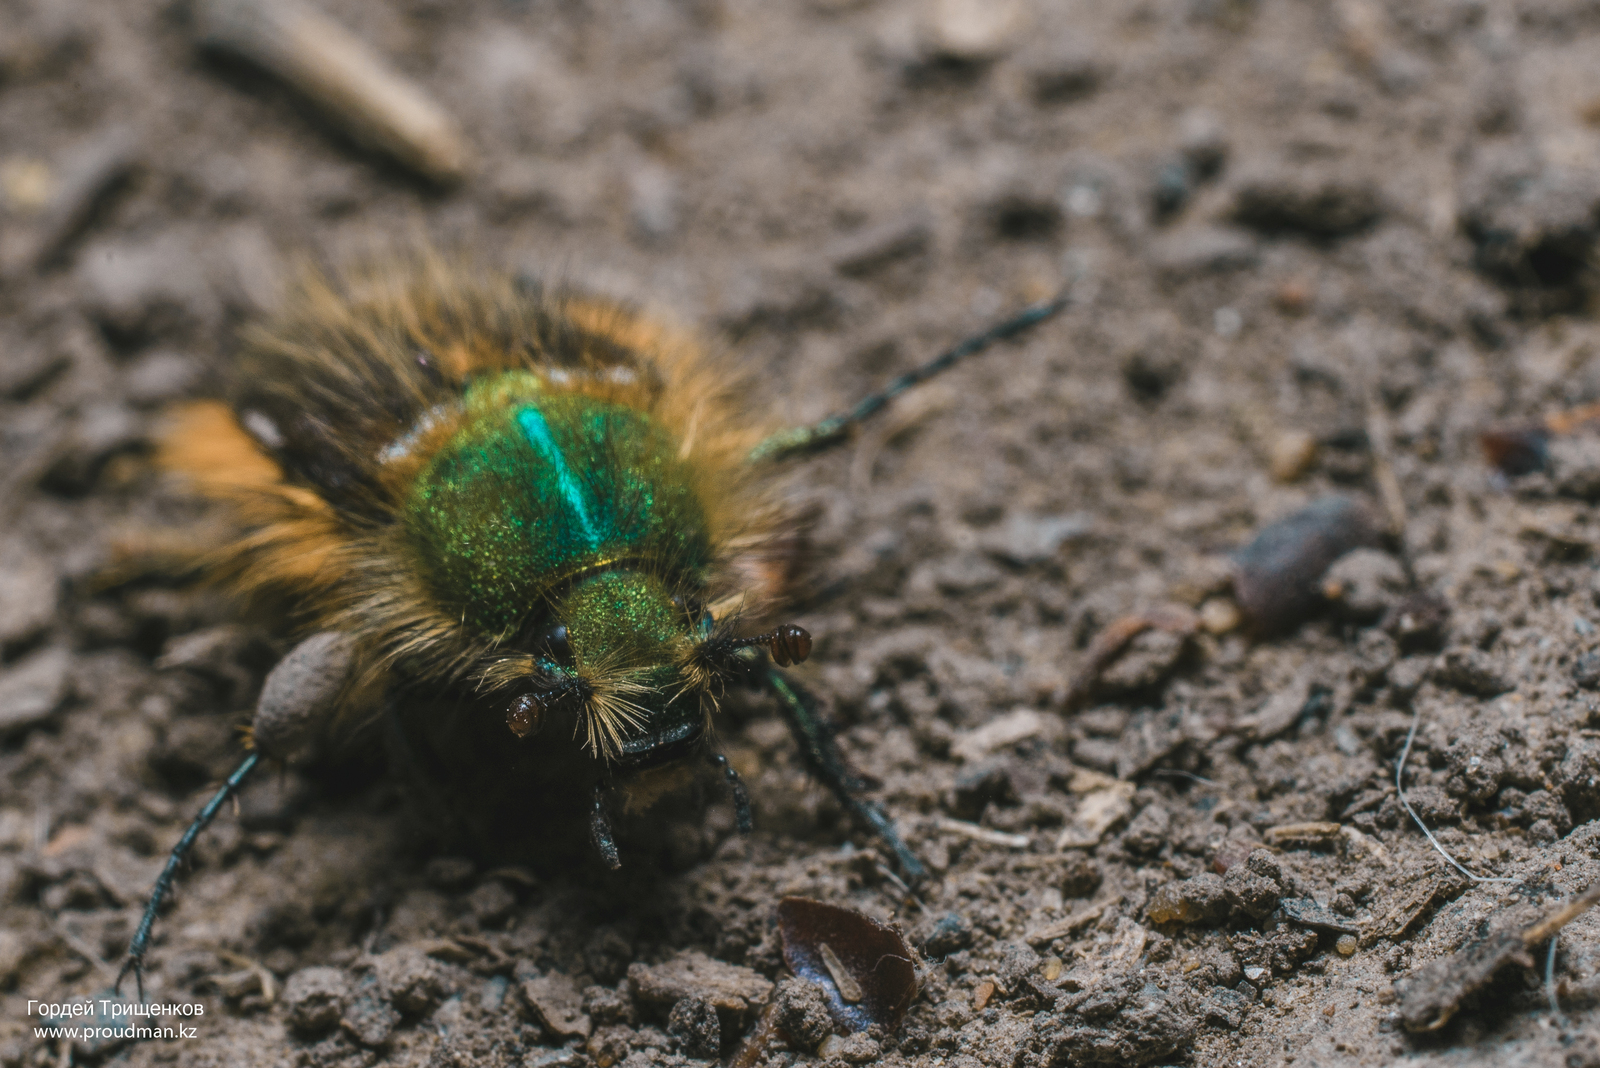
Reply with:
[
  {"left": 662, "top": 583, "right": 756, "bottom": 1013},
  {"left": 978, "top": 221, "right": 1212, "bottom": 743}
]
[
  {"left": 1336, "top": 935, "right": 1358, "bottom": 957},
  {"left": 923, "top": 0, "right": 1022, "bottom": 61},
  {"left": 1199, "top": 597, "right": 1241, "bottom": 634},
  {"left": 1270, "top": 431, "right": 1318, "bottom": 482}
]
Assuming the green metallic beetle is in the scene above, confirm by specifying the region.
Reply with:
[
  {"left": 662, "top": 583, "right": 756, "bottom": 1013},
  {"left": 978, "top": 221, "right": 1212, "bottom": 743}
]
[{"left": 119, "top": 257, "right": 1066, "bottom": 992}]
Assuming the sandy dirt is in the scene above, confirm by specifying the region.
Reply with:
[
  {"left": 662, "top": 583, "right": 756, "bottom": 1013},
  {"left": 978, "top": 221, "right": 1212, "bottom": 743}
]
[{"left": 3, "top": 0, "right": 1600, "bottom": 1066}]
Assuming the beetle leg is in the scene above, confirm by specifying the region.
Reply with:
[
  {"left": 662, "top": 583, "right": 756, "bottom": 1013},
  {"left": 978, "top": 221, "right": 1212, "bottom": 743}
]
[
  {"left": 118, "top": 751, "right": 261, "bottom": 1000},
  {"left": 252, "top": 631, "right": 356, "bottom": 761},
  {"left": 589, "top": 783, "right": 622, "bottom": 870},
  {"left": 764, "top": 667, "right": 926, "bottom": 884},
  {"left": 707, "top": 752, "right": 753, "bottom": 834}
]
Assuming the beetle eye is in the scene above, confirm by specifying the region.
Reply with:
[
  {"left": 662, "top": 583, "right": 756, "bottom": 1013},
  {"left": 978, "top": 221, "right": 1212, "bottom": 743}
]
[{"left": 542, "top": 624, "right": 573, "bottom": 666}]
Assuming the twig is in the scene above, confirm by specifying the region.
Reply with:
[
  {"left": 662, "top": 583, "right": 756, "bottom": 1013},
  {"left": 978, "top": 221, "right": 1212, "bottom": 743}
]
[
  {"left": 196, "top": 0, "right": 469, "bottom": 185},
  {"left": 1364, "top": 381, "right": 1407, "bottom": 541},
  {"left": 1395, "top": 706, "right": 1518, "bottom": 884},
  {"left": 935, "top": 817, "right": 1031, "bottom": 849}
]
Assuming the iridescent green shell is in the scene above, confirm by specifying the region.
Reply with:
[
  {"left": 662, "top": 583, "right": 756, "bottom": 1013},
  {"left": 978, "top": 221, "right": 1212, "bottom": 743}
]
[{"left": 402, "top": 370, "right": 713, "bottom": 639}]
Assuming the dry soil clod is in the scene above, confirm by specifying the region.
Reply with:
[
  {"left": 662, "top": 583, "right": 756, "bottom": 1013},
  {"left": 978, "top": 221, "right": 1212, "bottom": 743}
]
[{"left": 195, "top": 0, "right": 470, "bottom": 185}]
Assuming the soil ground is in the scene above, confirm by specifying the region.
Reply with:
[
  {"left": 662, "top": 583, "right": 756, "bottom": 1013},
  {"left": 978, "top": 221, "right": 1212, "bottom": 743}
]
[{"left": 3, "top": 1, "right": 1600, "bottom": 1066}]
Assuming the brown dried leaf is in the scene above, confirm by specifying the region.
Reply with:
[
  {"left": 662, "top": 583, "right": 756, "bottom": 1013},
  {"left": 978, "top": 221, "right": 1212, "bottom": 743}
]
[{"left": 777, "top": 897, "right": 919, "bottom": 1036}]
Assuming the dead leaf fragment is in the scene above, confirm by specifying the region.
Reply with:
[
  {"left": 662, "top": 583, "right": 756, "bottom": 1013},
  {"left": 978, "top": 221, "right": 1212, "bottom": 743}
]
[
  {"left": 1055, "top": 783, "right": 1135, "bottom": 850},
  {"left": 777, "top": 897, "right": 919, "bottom": 1036}
]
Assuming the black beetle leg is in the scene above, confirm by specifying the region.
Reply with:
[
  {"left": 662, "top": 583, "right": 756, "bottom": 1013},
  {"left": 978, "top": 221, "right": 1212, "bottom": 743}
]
[
  {"left": 765, "top": 667, "right": 926, "bottom": 884},
  {"left": 118, "top": 751, "right": 262, "bottom": 1000},
  {"left": 589, "top": 783, "right": 622, "bottom": 870},
  {"left": 707, "top": 752, "right": 753, "bottom": 834}
]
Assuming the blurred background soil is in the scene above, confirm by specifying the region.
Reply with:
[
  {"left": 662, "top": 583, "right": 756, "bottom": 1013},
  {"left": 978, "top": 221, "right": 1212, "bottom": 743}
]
[{"left": 4, "top": 0, "right": 1600, "bottom": 1065}]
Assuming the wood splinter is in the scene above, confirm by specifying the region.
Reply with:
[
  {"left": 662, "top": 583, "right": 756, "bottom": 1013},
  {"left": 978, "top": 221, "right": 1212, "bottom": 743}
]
[{"left": 196, "top": 0, "right": 470, "bottom": 185}]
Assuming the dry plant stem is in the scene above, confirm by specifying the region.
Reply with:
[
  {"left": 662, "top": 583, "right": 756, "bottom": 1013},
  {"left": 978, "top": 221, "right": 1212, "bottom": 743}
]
[
  {"left": 728, "top": 1000, "right": 780, "bottom": 1068},
  {"left": 1527, "top": 885, "right": 1600, "bottom": 1020},
  {"left": 1395, "top": 706, "right": 1519, "bottom": 884},
  {"left": 196, "top": 0, "right": 469, "bottom": 184}
]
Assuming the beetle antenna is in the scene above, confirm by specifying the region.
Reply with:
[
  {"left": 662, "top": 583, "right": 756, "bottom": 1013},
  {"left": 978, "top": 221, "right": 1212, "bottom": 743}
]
[
  {"left": 708, "top": 752, "right": 753, "bottom": 834},
  {"left": 589, "top": 783, "right": 622, "bottom": 869},
  {"left": 749, "top": 288, "right": 1073, "bottom": 461},
  {"left": 725, "top": 623, "right": 812, "bottom": 667}
]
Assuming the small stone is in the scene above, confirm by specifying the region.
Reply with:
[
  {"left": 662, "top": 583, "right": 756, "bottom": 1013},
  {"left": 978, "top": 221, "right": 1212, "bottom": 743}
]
[
  {"left": 467, "top": 879, "right": 517, "bottom": 926},
  {"left": 1402, "top": 784, "right": 1462, "bottom": 825},
  {"left": 1121, "top": 803, "right": 1170, "bottom": 855},
  {"left": 522, "top": 974, "right": 593, "bottom": 1040},
  {"left": 1178, "top": 107, "right": 1228, "bottom": 178},
  {"left": 1149, "top": 226, "right": 1259, "bottom": 279},
  {"left": 772, "top": 978, "right": 833, "bottom": 1052},
  {"left": 1384, "top": 592, "right": 1451, "bottom": 652},
  {"left": 629, "top": 163, "right": 678, "bottom": 242},
  {"left": 284, "top": 967, "right": 350, "bottom": 1037},
  {"left": 997, "top": 942, "right": 1041, "bottom": 987},
  {"left": 582, "top": 985, "right": 634, "bottom": 1027},
  {"left": 666, "top": 996, "right": 720, "bottom": 1059},
  {"left": 1058, "top": 855, "right": 1102, "bottom": 898},
  {"left": 374, "top": 946, "right": 447, "bottom": 1016},
  {"left": 1430, "top": 647, "right": 1510, "bottom": 697},
  {"left": 1231, "top": 166, "right": 1385, "bottom": 237},
  {"left": 1557, "top": 736, "right": 1600, "bottom": 825},
  {"left": 0, "top": 646, "right": 71, "bottom": 735},
  {"left": 1444, "top": 741, "right": 1505, "bottom": 805},
  {"left": 819, "top": 1031, "right": 881, "bottom": 1064},
  {"left": 1223, "top": 850, "right": 1284, "bottom": 920},
  {"left": 1199, "top": 597, "right": 1242, "bottom": 635},
  {"left": 922, "top": 913, "right": 973, "bottom": 956},
  {"left": 122, "top": 350, "right": 203, "bottom": 406},
  {"left": 948, "top": 762, "right": 1015, "bottom": 820},
  {"left": 921, "top": 0, "right": 1023, "bottom": 62},
  {"left": 626, "top": 951, "right": 773, "bottom": 1031},
  {"left": 1269, "top": 431, "right": 1318, "bottom": 482},
  {"left": 0, "top": 551, "right": 57, "bottom": 649},
  {"left": 978, "top": 511, "right": 1092, "bottom": 566},
  {"left": 341, "top": 981, "right": 401, "bottom": 1047},
  {"left": 1336, "top": 935, "right": 1358, "bottom": 956}
]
